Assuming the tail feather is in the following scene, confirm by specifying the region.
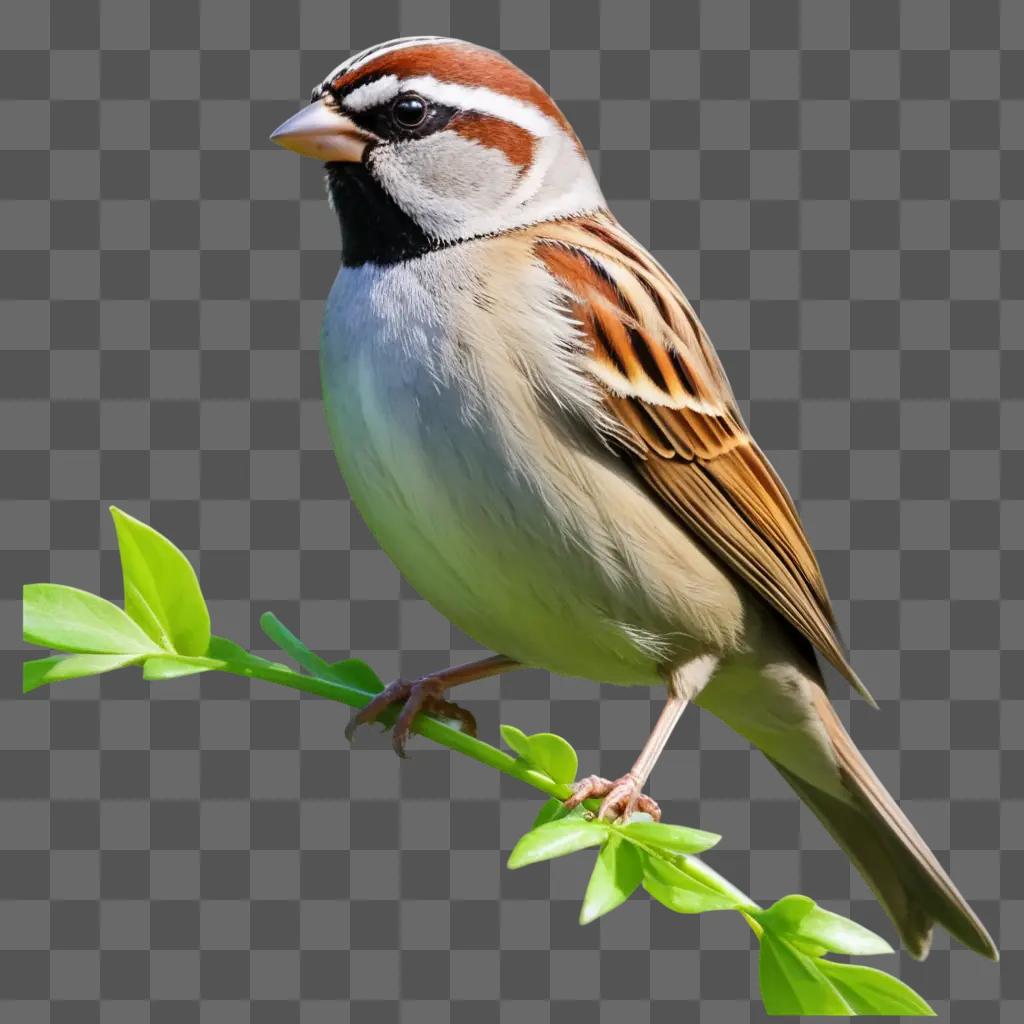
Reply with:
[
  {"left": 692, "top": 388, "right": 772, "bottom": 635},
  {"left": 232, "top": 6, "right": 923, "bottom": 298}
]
[
  {"left": 698, "top": 646, "right": 998, "bottom": 960},
  {"left": 776, "top": 687, "right": 998, "bottom": 961}
]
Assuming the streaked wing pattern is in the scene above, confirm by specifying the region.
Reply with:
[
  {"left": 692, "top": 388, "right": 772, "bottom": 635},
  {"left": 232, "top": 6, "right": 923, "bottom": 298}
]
[{"left": 534, "top": 215, "right": 872, "bottom": 704}]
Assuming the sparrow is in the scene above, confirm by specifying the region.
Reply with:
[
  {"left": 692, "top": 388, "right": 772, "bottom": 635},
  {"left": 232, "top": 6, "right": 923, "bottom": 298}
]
[{"left": 271, "top": 36, "right": 997, "bottom": 961}]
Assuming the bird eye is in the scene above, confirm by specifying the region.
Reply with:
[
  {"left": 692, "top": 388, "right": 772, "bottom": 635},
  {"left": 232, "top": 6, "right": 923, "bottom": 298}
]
[{"left": 392, "top": 93, "right": 428, "bottom": 129}]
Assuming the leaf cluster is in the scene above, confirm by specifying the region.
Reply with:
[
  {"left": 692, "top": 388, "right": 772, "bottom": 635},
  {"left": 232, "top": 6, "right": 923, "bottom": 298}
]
[
  {"left": 504, "top": 730, "right": 934, "bottom": 1016},
  {"left": 24, "top": 508, "right": 223, "bottom": 690}
]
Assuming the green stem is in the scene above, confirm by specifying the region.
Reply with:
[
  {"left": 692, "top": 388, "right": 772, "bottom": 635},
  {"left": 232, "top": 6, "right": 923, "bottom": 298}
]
[
  {"left": 674, "top": 854, "right": 761, "bottom": 914},
  {"left": 219, "top": 641, "right": 567, "bottom": 799},
  {"left": 219, "top": 617, "right": 762, "bottom": 915}
]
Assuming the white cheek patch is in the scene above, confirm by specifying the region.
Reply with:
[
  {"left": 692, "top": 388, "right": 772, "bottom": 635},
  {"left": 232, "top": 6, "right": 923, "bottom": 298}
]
[
  {"left": 369, "top": 128, "right": 606, "bottom": 245},
  {"left": 371, "top": 132, "right": 522, "bottom": 240}
]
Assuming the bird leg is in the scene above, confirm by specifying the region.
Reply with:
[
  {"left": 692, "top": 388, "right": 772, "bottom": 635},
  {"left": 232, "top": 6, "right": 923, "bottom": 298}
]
[
  {"left": 564, "top": 695, "right": 688, "bottom": 821},
  {"left": 564, "top": 655, "right": 719, "bottom": 822},
  {"left": 345, "top": 654, "right": 518, "bottom": 758}
]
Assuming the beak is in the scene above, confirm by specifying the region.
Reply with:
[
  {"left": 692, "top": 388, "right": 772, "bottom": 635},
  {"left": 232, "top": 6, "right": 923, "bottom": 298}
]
[{"left": 270, "top": 98, "right": 372, "bottom": 162}]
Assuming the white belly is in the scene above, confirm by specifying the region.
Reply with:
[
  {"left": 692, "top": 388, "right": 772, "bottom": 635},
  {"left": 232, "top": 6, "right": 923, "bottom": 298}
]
[{"left": 318, "top": 246, "right": 742, "bottom": 684}]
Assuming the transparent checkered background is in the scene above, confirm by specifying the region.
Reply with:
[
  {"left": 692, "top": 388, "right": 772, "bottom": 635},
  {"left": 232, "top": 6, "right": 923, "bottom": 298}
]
[{"left": 1, "top": 0, "right": 1021, "bottom": 1019}]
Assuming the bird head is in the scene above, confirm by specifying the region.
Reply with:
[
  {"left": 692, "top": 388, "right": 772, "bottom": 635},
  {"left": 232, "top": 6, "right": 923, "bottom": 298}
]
[{"left": 270, "top": 36, "right": 606, "bottom": 265}]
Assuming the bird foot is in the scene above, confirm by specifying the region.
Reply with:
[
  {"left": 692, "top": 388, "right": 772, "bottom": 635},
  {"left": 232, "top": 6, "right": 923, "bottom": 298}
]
[
  {"left": 563, "top": 772, "right": 661, "bottom": 822},
  {"left": 344, "top": 674, "right": 477, "bottom": 758}
]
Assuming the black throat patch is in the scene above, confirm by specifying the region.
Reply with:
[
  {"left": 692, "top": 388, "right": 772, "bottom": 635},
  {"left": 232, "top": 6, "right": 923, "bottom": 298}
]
[{"left": 326, "top": 161, "right": 439, "bottom": 267}]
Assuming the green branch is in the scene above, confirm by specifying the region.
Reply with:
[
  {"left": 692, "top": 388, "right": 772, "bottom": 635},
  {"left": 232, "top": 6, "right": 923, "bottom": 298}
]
[{"left": 21, "top": 507, "right": 935, "bottom": 1017}]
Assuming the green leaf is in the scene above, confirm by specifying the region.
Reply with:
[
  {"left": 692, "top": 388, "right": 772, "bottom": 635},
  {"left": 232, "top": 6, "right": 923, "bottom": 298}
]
[
  {"left": 641, "top": 853, "right": 742, "bottom": 912},
  {"left": 500, "top": 724, "right": 531, "bottom": 759},
  {"left": 24, "top": 583, "right": 163, "bottom": 656},
  {"left": 203, "top": 636, "right": 281, "bottom": 674},
  {"left": 580, "top": 835, "right": 643, "bottom": 924},
  {"left": 758, "top": 895, "right": 894, "bottom": 957},
  {"left": 619, "top": 819, "right": 720, "bottom": 855},
  {"left": 507, "top": 818, "right": 608, "bottom": 869},
  {"left": 532, "top": 799, "right": 591, "bottom": 829},
  {"left": 759, "top": 893, "right": 814, "bottom": 929},
  {"left": 142, "top": 655, "right": 226, "bottom": 680},
  {"left": 816, "top": 959, "right": 936, "bottom": 1016},
  {"left": 260, "top": 611, "right": 339, "bottom": 680},
  {"left": 207, "top": 635, "right": 258, "bottom": 662},
  {"left": 111, "top": 506, "right": 210, "bottom": 656},
  {"left": 758, "top": 933, "right": 853, "bottom": 1016},
  {"left": 23, "top": 653, "right": 142, "bottom": 693},
  {"left": 499, "top": 725, "right": 578, "bottom": 785},
  {"left": 325, "top": 658, "right": 385, "bottom": 695},
  {"left": 641, "top": 853, "right": 741, "bottom": 912},
  {"left": 532, "top": 797, "right": 572, "bottom": 828},
  {"left": 643, "top": 872, "right": 742, "bottom": 914},
  {"left": 521, "top": 733, "right": 578, "bottom": 785}
]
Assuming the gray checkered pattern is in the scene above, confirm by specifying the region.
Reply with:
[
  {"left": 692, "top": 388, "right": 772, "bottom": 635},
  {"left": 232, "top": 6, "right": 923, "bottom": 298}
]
[{"left": 1, "top": 0, "right": 1020, "bottom": 1018}]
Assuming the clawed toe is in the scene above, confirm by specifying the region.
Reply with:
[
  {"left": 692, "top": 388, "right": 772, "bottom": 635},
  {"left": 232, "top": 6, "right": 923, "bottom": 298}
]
[
  {"left": 344, "top": 679, "right": 412, "bottom": 743},
  {"left": 345, "top": 675, "right": 478, "bottom": 757},
  {"left": 563, "top": 773, "right": 661, "bottom": 822}
]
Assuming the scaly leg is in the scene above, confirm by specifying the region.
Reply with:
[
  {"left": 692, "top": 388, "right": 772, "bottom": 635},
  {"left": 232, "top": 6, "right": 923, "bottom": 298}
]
[
  {"left": 345, "top": 654, "right": 519, "bottom": 757},
  {"left": 564, "top": 655, "right": 718, "bottom": 821}
]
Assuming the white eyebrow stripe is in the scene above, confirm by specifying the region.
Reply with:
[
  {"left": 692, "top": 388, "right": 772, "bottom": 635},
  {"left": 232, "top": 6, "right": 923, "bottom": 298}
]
[
  {"left": 342, "top": 75, "right": 401, "bottom": 111},
  {"left": 377, "top": 75, "right": 555, "bottom": 138}
]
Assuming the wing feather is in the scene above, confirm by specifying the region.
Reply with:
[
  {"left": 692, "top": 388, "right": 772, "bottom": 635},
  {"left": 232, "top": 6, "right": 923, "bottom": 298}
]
[{"left": 534, "top": 216, "right": 873, "bottom": 704}]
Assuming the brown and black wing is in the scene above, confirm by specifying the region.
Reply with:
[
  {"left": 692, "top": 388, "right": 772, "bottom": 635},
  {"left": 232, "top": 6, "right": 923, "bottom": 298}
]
[{"left": 535, "top": 216, "right": 873, "bottom": 704}]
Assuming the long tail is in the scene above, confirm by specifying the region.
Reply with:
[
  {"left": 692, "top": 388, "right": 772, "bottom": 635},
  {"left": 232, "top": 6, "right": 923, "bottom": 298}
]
[
  {"left": 698, "top": 659, "right": 998, "bottom": 960},
  {"left": 777, "top": 686, "right": 997, "bottom": 960}
]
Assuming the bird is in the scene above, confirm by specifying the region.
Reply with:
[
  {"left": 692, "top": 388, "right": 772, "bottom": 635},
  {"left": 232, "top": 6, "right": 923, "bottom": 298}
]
[{"left": 270, "top": 35, "right": 997, "bottom": 961}]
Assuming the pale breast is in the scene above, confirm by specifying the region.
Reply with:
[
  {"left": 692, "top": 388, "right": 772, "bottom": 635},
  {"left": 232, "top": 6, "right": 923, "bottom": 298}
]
[{"left": 318, "top": 241, "right": 744, "bottom": 683}]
